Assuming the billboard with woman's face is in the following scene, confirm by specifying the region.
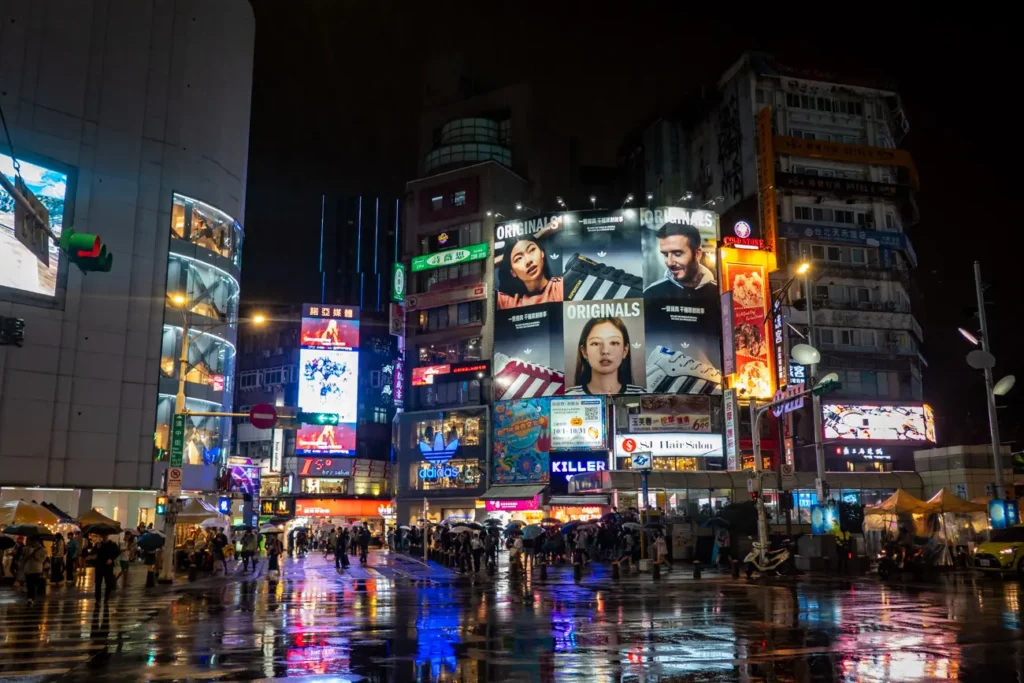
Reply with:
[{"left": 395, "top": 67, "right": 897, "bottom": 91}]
[{"left": 492, "top": 208, "right": 722, "bottom": 397}]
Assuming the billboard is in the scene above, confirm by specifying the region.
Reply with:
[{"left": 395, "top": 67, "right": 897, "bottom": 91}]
[
  {"left": 229, "top": 464, "right": 261, "bottom": 496},
  {"left": 1, "top": 152, "right": 71, "bottom": 298},
  {"left": 627, "top": 395, "right": 711, "bottom": 433},
  {"left": 298, "top": 457, "right": 354, "bottom": 478},
  {"left": 822, "top": 404, "right": 936, "bottom": 442},
  {"left": 492, "top": 208, "right": 721, "bottom": 398},
  {"left": 492, "top": 398, "right": 550, "bottom": 484},
  {"left": 549, "top": 396, "right": 606, "bottom": 450},
  {"left": 297, "top": 304, "right": 360, "bottom": 455},
  {"left": 721, "top": 251, "right": 774, "bottom": 399},
  {"left": 615, "top": 433, "right": 724, "bottom": 458}
]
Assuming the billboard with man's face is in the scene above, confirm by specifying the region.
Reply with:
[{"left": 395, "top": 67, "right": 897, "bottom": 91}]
[{"left": 492, "top": 208, "right": 722, "bottom": 398}]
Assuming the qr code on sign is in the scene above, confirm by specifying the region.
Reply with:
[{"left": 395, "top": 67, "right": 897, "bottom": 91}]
[{"left": 584, "top": 407, "right": 600, "bottom": 421}]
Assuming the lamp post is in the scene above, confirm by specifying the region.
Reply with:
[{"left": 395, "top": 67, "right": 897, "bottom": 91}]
[
  {"left": 159, "top": 294, "right": 264, "bottom": 583},
  {"left": 801, "top": 265, "right": 827, "bottom": 498}
]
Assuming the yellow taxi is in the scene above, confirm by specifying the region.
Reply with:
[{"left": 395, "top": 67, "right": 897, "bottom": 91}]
[{"left": 974, "top": 525, "right": 1024, "bottom": 575}]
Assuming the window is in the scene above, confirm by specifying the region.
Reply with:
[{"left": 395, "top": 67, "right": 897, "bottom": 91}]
[
  {"left": 370, "top": 370, "right": 381, "bottom": 388},
  {"left": 852, "top": 287, "right": 871, "bottom": 304},
  {"left": 819, "top": 329, "right": 835, "bottom": 345},
  {"left": 786, "top": 92, "right": 799, "bottom": 107},
  {"left": 850, "top": 248, "right": 867, "bottom": 265},
  {"left": 373, "top": 407, "right": 388, "bottom": 424},
  {"left": 811, "top": 245, "right": 825, "bottom": 260},
  {"left": 795, "top": 206, "right": 813, "bottom": 221},
  {"left": 827, "top": 246, "right": 841, "bottom": 262},
  {"left": 431, "top": 195, "right": 443, "bottom": 211},
  {"left": 756, "top": 88, "right": 767, "bottom": 105},
  {"left": 417, "top": 301, "right": 484, "bottom": 334},
  {"left": 452, "top": 190, "right": 466, "bottom": 207}
]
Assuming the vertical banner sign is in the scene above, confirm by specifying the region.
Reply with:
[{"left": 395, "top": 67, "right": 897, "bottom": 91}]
[
  {"left": 722, "top": 258, "right": 774, "bottom": 399},
  {"left": 772, "top": 299, "right": 787, "bottom": 388},
  {"left": 391, "top": 263, "right": 406, "bottom": 303},
  {"left": 755, "top": 107, "right": 777, "bottom": 254},
  {"left": 721, "top": 291, "right": 736, "bottom": 376},
  {"left": 169, "top": 414, "right": 186, "bottom": 467},
  {"left": 393, "top": 356, "right": 405, "bottom": 407},
  {"left": 724, "top": 388, "right": 739, "bottom": 470},
  {"left": 271, "top": 428, "right": 284, "bottom": 473}
]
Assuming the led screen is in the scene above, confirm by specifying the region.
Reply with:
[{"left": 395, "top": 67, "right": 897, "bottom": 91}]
[
  {"left": 822, "top": 404, "right": 936, "bottom": 442},
  {"left": 229, "top": 464, "right": 261, "bottom": 496},
  {"left": 492, "top": 208, "right": 721, "bottom": 399},
  {"left": 297, "top": 304, "right": 360, "bottom": 455},
  {"left": 1, "top": 152, "right": 70, "bottom": 297}
]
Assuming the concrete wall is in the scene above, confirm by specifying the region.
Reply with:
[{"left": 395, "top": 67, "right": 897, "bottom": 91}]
[{"left": 0, "top": 0, "right": 254, "bottom": 489}]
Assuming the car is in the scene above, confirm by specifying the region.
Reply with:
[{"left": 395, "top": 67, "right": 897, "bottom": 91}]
[{"left": 974, "top": 525, "right": 1024, "bottom": 575}]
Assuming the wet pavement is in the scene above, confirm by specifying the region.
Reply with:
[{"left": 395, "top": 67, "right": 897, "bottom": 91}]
[{"left": 3, "top": 553, "right": 1024, "bottom": 681}]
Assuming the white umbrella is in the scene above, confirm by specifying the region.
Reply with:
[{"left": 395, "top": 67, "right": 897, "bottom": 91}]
[{"left": 450, "top": 526, "right": 476, "bottom": 534}]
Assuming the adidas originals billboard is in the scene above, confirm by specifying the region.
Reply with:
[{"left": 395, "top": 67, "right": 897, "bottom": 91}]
[{"left": 492, "top": 208, "right": 722, "bottom": 398}]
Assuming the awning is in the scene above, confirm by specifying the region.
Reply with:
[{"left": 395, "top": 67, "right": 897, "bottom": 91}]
[
  {"left": 481, "top": 485, "right": 547, "bottom": 501},
  {"left": 569, "top": 470, "right": 925, "bottom": 496},
  {"left": 547, "top": 495, "right": 610, "bottom": 507}
]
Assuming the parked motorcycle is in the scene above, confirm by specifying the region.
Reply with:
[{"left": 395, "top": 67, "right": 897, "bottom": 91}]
[{"left": 745, "top": 539, "right": 796, "bottom": 577}]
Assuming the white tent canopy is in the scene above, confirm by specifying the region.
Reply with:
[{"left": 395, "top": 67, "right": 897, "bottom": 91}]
[{"left": 175, "top": 498, "right": 221, "bottom": 523}]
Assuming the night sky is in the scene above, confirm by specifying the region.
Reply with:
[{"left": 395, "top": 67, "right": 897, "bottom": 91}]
[{"left": 241, "top": 5, "right": 1017, "bottom": 449}]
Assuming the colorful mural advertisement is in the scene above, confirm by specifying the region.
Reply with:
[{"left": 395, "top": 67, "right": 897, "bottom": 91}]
[
  {"left": 493, "top": 398, "right": 550, "bottom": 484},
  {"left": 721, "top": 259, "right": 773, "bottom": 398}
]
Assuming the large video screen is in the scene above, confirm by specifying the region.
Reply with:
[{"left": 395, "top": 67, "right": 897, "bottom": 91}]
[
  {"left": 297, "top": 304, "right": 360, "bottom": 455},
  {"left": 823, "top": 404, "right": 936, "bottom": 442},
  {"left": 1, "top": 152, "right": 70, "bottom": 298},
  {"left": 492, "top": 208, "right": 721, "bottom": 399}
]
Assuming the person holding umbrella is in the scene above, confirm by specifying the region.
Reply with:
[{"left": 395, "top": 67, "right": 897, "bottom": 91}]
[
  {"left": 50, "top": 532, "right": 66, "bottom": 585},
  {"left": 21, "top": 536, "right": 48, "bottom": 607},
  {"left": 266, "top": 532, "right": 283, "bottom": 578},
  {"left": 239, "top": 529, "right": 258, "bottom": 572}
]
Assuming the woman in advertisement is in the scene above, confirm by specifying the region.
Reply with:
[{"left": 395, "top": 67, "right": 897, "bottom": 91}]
[
  {"left": 565, "top": 317, "right": 645, "bottom": 395},
  {"left": 496, "top": 235, "right": 563, "bottom": 309}
]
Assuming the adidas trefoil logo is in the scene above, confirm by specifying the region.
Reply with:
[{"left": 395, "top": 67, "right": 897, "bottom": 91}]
[
  {"left": 523, "top": 348, "right": 532, "bottom": 354},
  {"left": 549, "top": 253, "right": 560, "bottom": 259},
  {"left": 631, "top": 342, "right": 642, "bottom": 349},
  {"left": 597, "top": 250, "right": 607, "bottom": 258}
]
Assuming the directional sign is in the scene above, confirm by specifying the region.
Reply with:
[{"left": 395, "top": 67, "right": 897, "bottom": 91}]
[
  {"left": 169, "top": 414, "right": 186, "bottom": 467},
  {"left": 249, "top": 403, "right": 277, "bottom": 430},
  {"left": 629, "top": 451, "right": 653, "bottom": 471},
  {"left": 167, "top": 466, "right": 183, "bottom": 496},
  {"left": 771, "top": 383, "right": 805, "bottom": 417}
]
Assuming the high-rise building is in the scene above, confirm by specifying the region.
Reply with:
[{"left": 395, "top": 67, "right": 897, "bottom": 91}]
[
  {"left": 638, "top": 53, "right": 922, "bottom": 472},
  {"left": 0, "top": 1, "right": 254, "bottom": 523}
]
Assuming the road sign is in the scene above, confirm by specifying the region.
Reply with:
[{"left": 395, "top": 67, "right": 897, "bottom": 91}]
[
  {"left": 391, "top": 263, "right": 406, "bottom": 303},
  {"left": 771, "top": 383, "right": 805, "bottom": 417},
  {"left": 780, "top": 463, "right": 796, "bottom": 490},
  {"left": 167, "top": 466, "right": 183, "bottom": 495},
  {"left": 169, "top": 414, "right": 186, "bottom": 467},
  {"left": 13, "top": 177, "right": 51, "bottom": 267},
  {"left": 249, "top": 403, "right": 277, "bottom": 430},
  {"left": 629, "top": 451, "right": 653, "bottom": 471}
]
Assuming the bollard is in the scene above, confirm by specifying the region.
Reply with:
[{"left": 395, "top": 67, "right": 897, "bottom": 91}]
[
  {"left": 652, "top": 561, "right": 661, "bottom": 580},
  {"left": 693, "top": 561, "right": 701, "bottom": 579},
  {"left": 732, "top": 559, "right": 740, "bottom": 579},
  {"left": 145, "top": 567, "right": 156, "bottom": 588},
  {"left": 612, "top": 561, "right": 620, "bottom": 581},
  {"left": 539, "top": 563, "right": 547, "bottom": 580},
  {"left": 188, "top": 564, "right": 198, "bottom": 582},
  {"left": 573, "top": 563, "right": 582, "bottom": 583}
]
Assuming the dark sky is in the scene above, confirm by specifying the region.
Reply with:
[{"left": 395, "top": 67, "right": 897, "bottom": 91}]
[{"left": 241, "top": 5, "right": 1017, "bottom": 448}]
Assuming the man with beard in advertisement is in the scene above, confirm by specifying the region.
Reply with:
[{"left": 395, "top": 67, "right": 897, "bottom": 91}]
[
  {"left": 496, "top": 235, "right": 563, "bottom": 309},
  {"left": 565, "top": 317, "right": 646, "bottom": 395},
  {"left": 644, "top": 223, "right": 717, "bottom": 299}
]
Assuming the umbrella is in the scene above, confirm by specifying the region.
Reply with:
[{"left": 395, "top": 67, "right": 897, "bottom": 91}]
[
  {"left": 137, "top": 531, "right": 166, "bottom": 551},
  {"left": 560, "top": 521, "right": 582, "bottom": 534},
  {"left": 399, "top": 525, "right": 411, "bottom": 531},
  {"left": 0, "top": 536, "right": 16, "bottom": 550},
  {"left": 462, "top": 522, "right": 484, "bottom": 530},
  {"left": 449, "top": 526, "right": 474, "bottom": 534},
  {"left": 522, "top": 524, "right": 544, "bottom": 540},
  {"left": 622, "top": 522, "right": 643, "bottom": 531},
  {"left": 644, "top": 522, "right": 664, "bottom": 529},
  {"left": 3, "top": 523, "right": 54, "bottom": 539},
  {"left": 505, "top": 520, "right": 526, "bottom": 527},
  {"left": 82, "top": 522, "right": 121, "bottom": 537},
  {"left": 701, "top": 517, "right": 729, "bottom": 529},
  {"left": 540, "top": 517, "right": 562, "bottom": 526},
  {"left": 600, "top": 512, "right": 619, "bottom": 523},
  {"left": 258, "top": 523, "right": 280, "bottom": 533},
  {"left": 0, "top": 500, "right": 61, "bottom": 527},
  {"left": 483, "top": 518, "right": 503, "bottom": 526},
  {"left": 175, "top": 498, "right": 221, "bottom": 524}
]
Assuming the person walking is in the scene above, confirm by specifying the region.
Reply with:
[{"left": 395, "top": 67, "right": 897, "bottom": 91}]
[
  {"left": 21, "top": 537, "right": 48, "bottom": 607},
  {"left": 93, "top": 534, "right": 120, "bottom": 601},
  {"left": 470, "top": 532, "right": 484, "bottom": 573},
  {"left": 212, "top": 529, "right": 230, "bottom": 574},
  {"left": 358, "top": 525, "right": 370, "bottom": 565},
  {"left": 266, "top": 534, "right": 282, "bottom": 578},
  {"left": 654, "top": 532, "right": 671, "bottom": 571},
  {"left": 115, "top": 532, "right": 132, "bottom": 588},
  {"left": 66, "top": 532, "right": 81, "bottom": 582},
  {"left": 334, "top": 528, "right": 350, "bottom": 570},
  {"left": 240, "top": 530, "right": 257, "bottom": 572},
  {"left": 50, "top": 532, "right": 66, "bottom": 585}
]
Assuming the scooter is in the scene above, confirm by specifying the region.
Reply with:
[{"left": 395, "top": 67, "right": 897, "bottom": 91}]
[{"left": 745, "top": 539, "right": 796, "bottom": 577}]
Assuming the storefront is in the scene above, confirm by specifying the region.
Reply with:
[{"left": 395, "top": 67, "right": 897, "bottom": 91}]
[
  {"left": 480, "top": 485, "right": 547, "bottom": 525},
  {"left": 568, "top": 470, "right": 924, "bottom": 526},
  {"left": 393, "top": 406, "right": 489, "bottom": 525},
  {"left": 291, "top": 498, "right": 393, "bottom": 537}
]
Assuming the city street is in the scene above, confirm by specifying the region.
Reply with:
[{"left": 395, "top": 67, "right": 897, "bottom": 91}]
[{"left": 2, "top": 552, "right": 1023, "bottom": 681}]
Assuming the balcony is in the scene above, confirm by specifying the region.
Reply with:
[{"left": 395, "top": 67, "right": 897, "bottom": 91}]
[
  {"left": 788, "top": 300, "right": 923, "bottom": 342},
  {"left": 814, "top": 261, "right": 911, "bottom": 283}
]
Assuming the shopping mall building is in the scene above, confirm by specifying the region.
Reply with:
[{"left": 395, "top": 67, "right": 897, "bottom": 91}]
[{"left": 0, "top": 1, "right": 254, "bottom": 525}]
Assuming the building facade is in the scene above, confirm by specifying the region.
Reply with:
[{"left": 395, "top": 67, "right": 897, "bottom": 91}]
[
  {"left": 0, "top": 0, "right": 254, "bottom": 524},
  {"left": 638, "top": 53, "right": 924, "bottom": 473}
]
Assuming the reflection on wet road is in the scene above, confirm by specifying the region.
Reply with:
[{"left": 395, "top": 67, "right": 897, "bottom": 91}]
[{"left": 4, "top": 553, "right": 1024, "bottom": 680}]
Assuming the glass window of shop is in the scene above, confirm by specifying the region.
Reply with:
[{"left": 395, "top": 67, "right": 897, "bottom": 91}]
[
  {"left": 165, "top": 255, "right": 239, "bottom": 324},
  {"left": 260, "top": 478, "right": 282, "bottom": 497},
  {"left": 406, "top": 413, "right": 482, "bottom": 451},
  {"left": 416, "top": 301, "right": 484, "bottom": 333},
  {"left": 171, "top": 193, "right": 244, "bottom": 267},
  {"left": 408, "top": 459, "right": 483, "bottom": 492},
  {"left": 616, "top": 456, "right": 701, "bottom": 472},
  {"left": 154, "top": 396, "right": 226, "bottom": 465},
  {"left": 160, "top": 326, "right": 234, "bottom": 391},
  {"left": 413, "top": 379, "right": 481, "bottom": 409},
  {"left": 418, "top": 338, "right": 482, "bottom": 364},
  {"left": 353, "top": 476, "right": 386, "bottom": 497},
  {"left": 300, "top": 478, "right": 348, "bottom": 495}
]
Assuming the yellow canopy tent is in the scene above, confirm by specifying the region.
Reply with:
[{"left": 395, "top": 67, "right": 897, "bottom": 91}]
[
  {"left": 0, "top": 500, "right": 61, "bottom": 527},
  {"left": 925, "top": 489, "right": 987, "bottom": 515},
  {"left": 78, "top": 508, "right": 121, "bottom": 529},
  {"left": 865, "top": 489, "right": 932, "bottom": 515}
]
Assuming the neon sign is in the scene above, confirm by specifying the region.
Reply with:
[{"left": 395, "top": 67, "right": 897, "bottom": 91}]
[
  {"left": 419, "top": 464, "right": 463, "bottom": 480},
  {"left": 551, "top": 459, "right": 606, "bottom": 481}
]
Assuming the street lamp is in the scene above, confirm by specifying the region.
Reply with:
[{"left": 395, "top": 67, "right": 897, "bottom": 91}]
[
  {"left": 621, "top": 193, "right": 634, "bottom": 208},
  {"left": 589, "top": 195, "right": 597, "bottom": 209},
  {"left": 160, "top": 293, "right": 265, "bottom": 582}
]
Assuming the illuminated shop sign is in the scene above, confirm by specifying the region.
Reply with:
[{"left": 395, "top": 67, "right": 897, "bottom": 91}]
[
  {"left": 419, "top": 463, "right": 463, "bottom": 480},
  {"left": 722, "top": 220, "right": 766, "bottom": 250},
  {"left": 615, "top": 433, "right": 723, "bottom": 458},
  {"left": 822, "top": 404, "right": 936, "bottom": 442},
  {"left": 260, "top": 498, "right": 294, "bottom": 517},
  {"left": 297, "top": 303, "right": 360, "bottom": 456},
  {"left": 721, "top": 248, "right": 774, "bottom": 399},
  {"left": 412, "top": 360, "right": 491, "bottom": 386},
  {"left": 411, "top": 242, "right": 489, "bottom": 273},
  {"left": 834, "top": 446, "right": 890, "bottom": 460},
  {"left": 626, "top": 395, "right": 711, "bottom": 434},
  {"left": 551, "top": 459, "right": 606, "bottom": 479},
  {"left": 298, "top": 457, "right": 354, "bottom": 478},
  {"left": 550, "top": 396, "right": 605, "bottom": 450},
  {"left": 485, "top": 496, "right": 540, "bottom": 512}
]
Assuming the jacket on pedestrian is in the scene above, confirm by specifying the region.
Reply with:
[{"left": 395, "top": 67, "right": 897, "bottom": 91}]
[
  {"left": 96, "top": 539, "right": 120, "bottom": 566},
  {"left": 21, "top": 542, "right": 47, "bottom": 575}
]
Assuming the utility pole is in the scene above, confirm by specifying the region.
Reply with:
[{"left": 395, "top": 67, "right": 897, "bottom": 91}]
[
  {"left": 975, "top": 261, "right": 1005, "bottom": 499},
  {"left": 803, "top": 271, "right": 827, "bottom": 499}
]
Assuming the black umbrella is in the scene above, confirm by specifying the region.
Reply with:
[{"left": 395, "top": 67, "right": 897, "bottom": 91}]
[
  {"left": 137, "top": 531, "right": 166, "bottom": 551},
  {"left": 82, "top": 523, "right": 121, "bottom": 537},
  {"left": 462, "top": 522, "right": 484, "bottom": 530},
  {"left": 231, "top": 524, "right": 253, "bottom": 532},
  {"left": 483, "top": 518, "right": 503, "bottom": 526},
  {"left": 0, "top": 536, "right": 15, "bottom": 550},
  {"left": 3, "top": 523, "right": 53, "bottom": 538}
]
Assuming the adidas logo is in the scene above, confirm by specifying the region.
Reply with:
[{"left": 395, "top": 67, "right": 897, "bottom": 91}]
[
  {"left": 680, "top": 342, "right": 690, "bottom": 348},
  {"left": 523, "top": 348, "right": 532, "bottom": 354},
  {"left": 549, "top": 253, "right": 560, "bottom": 259},
  {"left": 631, "top": 342, "right": 642, "bottom": 349},
  {"left": 597, "top": 250, "right": 607, "bottom": 257}
]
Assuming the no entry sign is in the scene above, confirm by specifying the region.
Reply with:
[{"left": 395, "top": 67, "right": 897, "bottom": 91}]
[{"left": 249, "top": 403, "right": 277, "bottom": 430}]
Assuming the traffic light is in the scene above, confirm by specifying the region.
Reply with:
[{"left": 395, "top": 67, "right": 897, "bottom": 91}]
[
  {"left": 0, "top": 316, "right": 25, "bottom": 347},
  {"left": 156, "top": 496, "right": 168, "bottom": 516},
  {"left": 60, "top": 228, "right": 113, "bottom": 273},
  {"left": 297, "top": 411, "right": 340, "bottom": 425}
]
